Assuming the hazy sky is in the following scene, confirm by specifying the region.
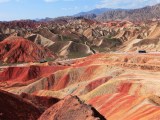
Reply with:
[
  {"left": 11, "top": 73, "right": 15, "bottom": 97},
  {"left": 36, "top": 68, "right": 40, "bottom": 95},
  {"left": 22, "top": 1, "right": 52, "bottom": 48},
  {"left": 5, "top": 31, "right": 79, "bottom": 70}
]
[{"left": 0, "top": 0, "right": 160, "bottom": 21}]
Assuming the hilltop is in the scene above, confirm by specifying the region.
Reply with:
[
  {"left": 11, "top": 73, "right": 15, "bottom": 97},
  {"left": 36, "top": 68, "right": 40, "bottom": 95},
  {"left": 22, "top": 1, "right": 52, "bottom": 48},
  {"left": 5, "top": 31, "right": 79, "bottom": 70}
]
[{"left": 0, "top": 36, "right": 56, "bottom": 63}]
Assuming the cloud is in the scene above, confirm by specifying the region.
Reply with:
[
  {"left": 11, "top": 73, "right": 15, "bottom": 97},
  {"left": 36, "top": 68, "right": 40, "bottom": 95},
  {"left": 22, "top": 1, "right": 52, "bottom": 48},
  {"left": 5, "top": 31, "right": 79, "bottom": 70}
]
[
  {"left": 44, "top": 0, "right": 58, "bottom": 2},
  {"left": 43, "top": 0, "right": 74, "bottom": 2},
  {"left": 0, "top": 0, "right": 10, "bottom": 3},
  {"left": 0, "top": 0, "right": 25, "bottom": 3},
  {"left": 97, "top": 0, "right": 160, "bottom": 9},
  {"left": 63, "top": 0, "right": 74, "bottom": 1}
]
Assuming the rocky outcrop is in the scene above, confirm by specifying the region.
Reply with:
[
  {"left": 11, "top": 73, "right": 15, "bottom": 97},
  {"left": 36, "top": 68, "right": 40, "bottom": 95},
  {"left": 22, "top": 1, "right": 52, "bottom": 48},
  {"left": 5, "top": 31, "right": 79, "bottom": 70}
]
[{"left": 38, "top": 95, "right": 106, "bottom": 120}]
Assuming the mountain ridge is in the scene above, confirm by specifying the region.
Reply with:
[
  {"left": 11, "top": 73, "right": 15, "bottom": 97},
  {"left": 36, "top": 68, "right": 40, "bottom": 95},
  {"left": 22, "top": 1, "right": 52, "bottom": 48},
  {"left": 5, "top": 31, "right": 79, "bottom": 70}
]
[
  {"left": 75, "top": 3, "right": 160, "bottom": 21},
  {"left": 75, "top": 8, "right": 116, "bottom": 16}
]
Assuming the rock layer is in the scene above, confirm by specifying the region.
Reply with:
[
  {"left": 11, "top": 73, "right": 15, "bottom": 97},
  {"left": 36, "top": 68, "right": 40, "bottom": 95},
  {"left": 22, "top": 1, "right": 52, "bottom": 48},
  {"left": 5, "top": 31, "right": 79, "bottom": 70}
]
[
  {"left": 0, "top": 36, "right": 55, "bottom": 63},
  {"left": 38, "top": 95, "right": 106, "bottom": 120}
]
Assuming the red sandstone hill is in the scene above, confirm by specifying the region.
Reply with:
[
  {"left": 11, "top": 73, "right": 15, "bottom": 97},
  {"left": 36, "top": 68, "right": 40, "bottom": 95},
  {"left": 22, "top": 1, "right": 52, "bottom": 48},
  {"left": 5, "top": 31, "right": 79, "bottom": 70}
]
[
  {"left": 38, "top": 95, "right": 106, "bottom": 120},
  {"left": 0, "top": 36, "right": 56, "bottom": 63},
  {"left": 0, "top": 65, "right": 68, "bottom": 88},
  {"left": 0, "top": 90, "right": 105, "bottom": 120}
]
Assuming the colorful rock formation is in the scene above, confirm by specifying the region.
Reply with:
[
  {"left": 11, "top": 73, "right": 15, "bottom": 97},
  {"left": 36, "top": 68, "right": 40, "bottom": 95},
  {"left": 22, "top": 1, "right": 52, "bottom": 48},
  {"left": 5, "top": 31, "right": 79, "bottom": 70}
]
[
  {"left": 38, "top": 95, "right": 106, "bottom": 120},
  {"left": 1, "top": 53, "right": 160, "bottom": 119},
  {"left": 0, "top": 36, "right": 56, "bottom": 63}
]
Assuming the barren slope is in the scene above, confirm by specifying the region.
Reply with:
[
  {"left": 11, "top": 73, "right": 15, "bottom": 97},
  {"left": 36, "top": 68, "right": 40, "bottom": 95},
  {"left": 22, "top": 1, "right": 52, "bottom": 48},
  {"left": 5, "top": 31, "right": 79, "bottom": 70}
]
[
  {"left": 1, "top": 53, "right": 160, "bottom": 119},
  {"left": 0, "top": 36, "right": 56, "bottom": 63}
]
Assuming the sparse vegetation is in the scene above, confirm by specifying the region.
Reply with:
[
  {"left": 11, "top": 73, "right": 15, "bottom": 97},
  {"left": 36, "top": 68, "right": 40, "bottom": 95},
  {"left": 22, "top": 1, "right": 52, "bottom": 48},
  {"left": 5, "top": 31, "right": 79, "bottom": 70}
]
[
  {"left": 68, "top": 52, "right": 90, "bottom": 59},
  {"left": 62, "top": 35, "right": 72, "bottom": 41},
  {"left": 45, "top": 57, "right": 55, "bottom": 62},
  {"left": 104, "top": 37, "right": 122, "bottom": 48}
]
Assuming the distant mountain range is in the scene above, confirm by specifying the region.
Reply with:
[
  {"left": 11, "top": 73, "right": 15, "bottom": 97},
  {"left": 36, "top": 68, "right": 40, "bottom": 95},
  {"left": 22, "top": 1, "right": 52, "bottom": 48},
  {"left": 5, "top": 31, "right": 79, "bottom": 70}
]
[
  {"left": 74, "top": 8, "right": 127, "bottom": 19},
  {"left": 75, "top": 8, "right": 116, "bottom": 16},
  {"left": 75, "top": 3, "right": 160, "bottom": 21},
  {"left": 37, "top": 3, "right": 160, "bottom": 22}
]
